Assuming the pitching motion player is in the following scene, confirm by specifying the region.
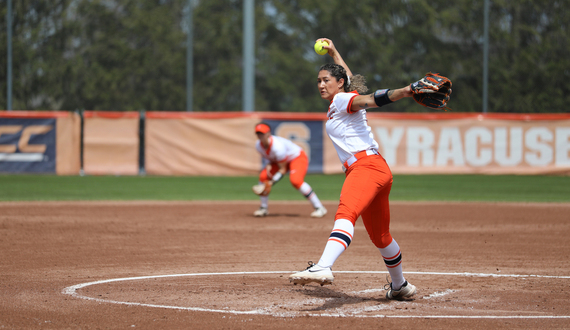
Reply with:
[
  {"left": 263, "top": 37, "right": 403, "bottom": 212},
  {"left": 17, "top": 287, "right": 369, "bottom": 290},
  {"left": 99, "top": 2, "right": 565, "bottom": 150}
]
[
  {"left": 289, "top": 38, "right": 451, "bottom": 300},
  {"left": 252, "top": 122, "right": 327, "bottom": 218}
]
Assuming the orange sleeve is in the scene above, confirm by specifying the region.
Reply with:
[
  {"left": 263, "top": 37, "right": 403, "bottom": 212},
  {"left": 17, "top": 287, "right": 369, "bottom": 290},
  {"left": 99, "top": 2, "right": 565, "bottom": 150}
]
[{"left": 346, "top": 92, "right": 360, "bottom": 114}]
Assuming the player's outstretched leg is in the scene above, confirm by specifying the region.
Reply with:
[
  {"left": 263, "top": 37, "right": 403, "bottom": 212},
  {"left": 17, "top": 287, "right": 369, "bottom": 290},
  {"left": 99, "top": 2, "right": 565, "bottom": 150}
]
[
  {"left": 253, "top": 207, "right": 268, "bottom": 217},
  {"left": 289, "top": 219, "right": 353, "bottom": 285},
  {"left": 253, "top": 195, "right": 269, "bottom": 217},
  {"left": 385, "top": 280, "right": 417, "bottom": 300},
  {"left": 379, "top": 239, "right": 417, "bottom": 300},
  {"left": 298, "top": 182, "right": 327, "bottom": 217},
  {"left": 288, "top": 261, "right": 333, "bottom": 286}
]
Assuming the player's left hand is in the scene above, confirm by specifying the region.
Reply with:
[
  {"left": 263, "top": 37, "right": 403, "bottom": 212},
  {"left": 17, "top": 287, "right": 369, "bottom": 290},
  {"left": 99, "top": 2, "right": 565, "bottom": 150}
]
[
  {"left": 410, "top": 72, "right": 452, "bottom": 111},
  {"left": 252, "top": 180, "right": 272, "bottom": 196}
]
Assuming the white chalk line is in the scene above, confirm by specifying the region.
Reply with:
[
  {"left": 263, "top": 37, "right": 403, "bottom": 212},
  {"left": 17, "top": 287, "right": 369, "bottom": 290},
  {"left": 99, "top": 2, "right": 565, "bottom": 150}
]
[{"left": 62, "top": 271, "right": 570, "bottom": 319}]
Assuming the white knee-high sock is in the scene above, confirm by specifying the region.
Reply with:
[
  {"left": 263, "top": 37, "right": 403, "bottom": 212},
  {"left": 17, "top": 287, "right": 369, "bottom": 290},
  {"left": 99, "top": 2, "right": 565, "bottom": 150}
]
[
  {"left": 260, "top": 196, "right": 268, "bottom": 209},
  {"left": 378, "top": 239, "right": 406, "bottom": 289},
  {"left": 298, "top": 182, "right": 323, "bottom": 209},
  {"left": 317, "top": 219, "right": 354, "bottom": 268},
  {"left": 258, "top": 181, "right": 269, "bottom": 208}
]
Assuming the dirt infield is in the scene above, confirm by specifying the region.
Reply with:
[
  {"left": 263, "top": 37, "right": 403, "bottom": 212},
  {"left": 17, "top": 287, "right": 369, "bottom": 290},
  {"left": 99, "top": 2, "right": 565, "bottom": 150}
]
[{"left": 1, "top": 200, "right": 569, "bottom": 329}]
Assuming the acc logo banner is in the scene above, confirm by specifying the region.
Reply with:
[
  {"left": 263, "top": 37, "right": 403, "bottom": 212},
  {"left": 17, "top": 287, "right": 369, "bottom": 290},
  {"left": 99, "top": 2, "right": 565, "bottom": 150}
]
[{"left": 0, "top": 118, "right": 56, "bottom": 173}]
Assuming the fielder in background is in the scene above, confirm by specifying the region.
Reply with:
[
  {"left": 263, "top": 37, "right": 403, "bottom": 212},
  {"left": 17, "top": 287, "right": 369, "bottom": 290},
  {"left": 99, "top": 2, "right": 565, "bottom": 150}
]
[
  {"left": 252, "top": 122, "right": 327, "bottom": 218},
  {"left": 289, "top": 38, "right": 431, "bottom": 301}
]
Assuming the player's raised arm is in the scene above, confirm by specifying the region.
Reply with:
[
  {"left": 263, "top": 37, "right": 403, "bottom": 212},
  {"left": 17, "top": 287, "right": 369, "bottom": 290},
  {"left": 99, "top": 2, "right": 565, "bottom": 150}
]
[{"left": 317, "top": 38, "right": 353, "bottom": 79}]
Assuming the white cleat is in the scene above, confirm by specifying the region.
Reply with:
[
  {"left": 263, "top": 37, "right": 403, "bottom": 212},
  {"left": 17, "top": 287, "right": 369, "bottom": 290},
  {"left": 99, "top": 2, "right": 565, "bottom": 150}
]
[
  {"left": 289, "top": 261, "right": 334, "bottom": 286},
  {"left": 310, "top": 207, "right": 327, "bottom": 218},
  {"left": 385, "top": 280, "right": 417, "bottom": 300},
  {"left": 253, "top": 207, "right": 268, "bottom": 217}
]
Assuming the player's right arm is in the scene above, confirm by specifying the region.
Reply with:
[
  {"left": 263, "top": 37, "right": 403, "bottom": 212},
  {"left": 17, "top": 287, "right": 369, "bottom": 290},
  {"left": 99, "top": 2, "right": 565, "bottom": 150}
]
[{"left": 319, "top": 38, "right": 353, "bottom": 78}]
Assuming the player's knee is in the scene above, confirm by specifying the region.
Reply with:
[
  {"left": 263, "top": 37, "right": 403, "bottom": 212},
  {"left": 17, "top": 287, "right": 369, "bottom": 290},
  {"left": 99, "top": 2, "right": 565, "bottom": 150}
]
[
  {"left": 335, "top": 209, "right": 358, "bottom": 225},
  {"left": 291, "top": 179, "right": 303, "bottom": 190},
  {"left": 259, "top": 170, "right": 269, "bottom": 182},
  {"left": 372, "top": 233, "right": 393, "bottom": 249}
]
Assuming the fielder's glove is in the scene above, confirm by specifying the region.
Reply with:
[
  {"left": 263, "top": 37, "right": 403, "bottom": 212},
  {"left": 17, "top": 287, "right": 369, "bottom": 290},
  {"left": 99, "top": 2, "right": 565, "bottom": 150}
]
[
  {"left": 410, "top": 72, "right": 452, "bottom": 111},
  {"left": 252, "top": 181, "right": 272, "bottom": 196}
]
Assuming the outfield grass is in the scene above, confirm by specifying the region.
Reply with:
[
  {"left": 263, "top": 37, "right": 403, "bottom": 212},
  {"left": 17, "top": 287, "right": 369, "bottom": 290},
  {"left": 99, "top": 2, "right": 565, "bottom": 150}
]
[{"left": 0, "top": 174, "right": 568, "bottom": 202}]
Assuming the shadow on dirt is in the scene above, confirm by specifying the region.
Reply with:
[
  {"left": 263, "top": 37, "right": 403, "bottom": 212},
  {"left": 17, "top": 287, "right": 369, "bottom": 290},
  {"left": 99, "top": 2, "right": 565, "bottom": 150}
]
[{"left": 292, "top": 285, "right": 392, "bottom": 312}]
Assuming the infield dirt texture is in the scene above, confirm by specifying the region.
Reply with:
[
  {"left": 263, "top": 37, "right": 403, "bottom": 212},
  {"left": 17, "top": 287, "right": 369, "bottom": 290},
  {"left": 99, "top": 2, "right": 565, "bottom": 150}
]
[{"left": 1, "top": 200, "right": 569, "bottom": 329}]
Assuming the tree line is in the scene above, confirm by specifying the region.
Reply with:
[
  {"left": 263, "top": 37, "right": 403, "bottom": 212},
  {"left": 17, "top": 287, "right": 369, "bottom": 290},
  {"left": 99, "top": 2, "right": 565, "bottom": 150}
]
[{"left": 0, "top": 0, "right": 568, "bottom": 113}]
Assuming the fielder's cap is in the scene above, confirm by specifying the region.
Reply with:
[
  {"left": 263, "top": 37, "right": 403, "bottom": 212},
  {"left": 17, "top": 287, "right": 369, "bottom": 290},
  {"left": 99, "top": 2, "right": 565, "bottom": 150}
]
[{"left": 255, "top": 123, "right": 271, "bottom": 134}]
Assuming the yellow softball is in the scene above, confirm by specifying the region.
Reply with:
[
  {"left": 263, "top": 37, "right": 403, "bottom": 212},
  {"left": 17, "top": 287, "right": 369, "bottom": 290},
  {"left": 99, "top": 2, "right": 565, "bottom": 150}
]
[{"left": 314, "top": 40, "right": 329, "bottom": 55}]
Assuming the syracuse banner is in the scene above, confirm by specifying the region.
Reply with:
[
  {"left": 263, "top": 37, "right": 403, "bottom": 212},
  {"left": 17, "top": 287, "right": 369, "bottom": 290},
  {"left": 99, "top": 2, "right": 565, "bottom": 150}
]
[
  {"left": 145, "top": 112, "right": 570, "bottom": 176},
  {"left": 362, "top": 113, "right": 570, "bottom": 175},
  {"left": 0, "top": 111, "right": 80, "bottom": 174}
]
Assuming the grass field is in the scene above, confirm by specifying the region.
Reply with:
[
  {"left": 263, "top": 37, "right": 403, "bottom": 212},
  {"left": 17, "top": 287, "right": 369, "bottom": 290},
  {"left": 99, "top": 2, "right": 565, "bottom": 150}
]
[{"left": 1, "top": 174, "right": 569, "bottom": 202}]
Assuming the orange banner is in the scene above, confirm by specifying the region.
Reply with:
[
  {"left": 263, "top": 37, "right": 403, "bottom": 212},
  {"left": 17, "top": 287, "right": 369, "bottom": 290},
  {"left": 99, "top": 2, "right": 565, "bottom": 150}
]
[
  {"left": 82, "top": 111, "right": 140, "bottom": 175},
  {"left": 144, "top": 112, "right": 570, "bottom": 176},
  {"left": 145, "top": 116, "right": 261, "bottom": 176},
  {"left": 6, "top": 111, "right": 568, "bottom": 176},
  {"left": 55, "top": 113, "right": 81, "bottom": 175}
]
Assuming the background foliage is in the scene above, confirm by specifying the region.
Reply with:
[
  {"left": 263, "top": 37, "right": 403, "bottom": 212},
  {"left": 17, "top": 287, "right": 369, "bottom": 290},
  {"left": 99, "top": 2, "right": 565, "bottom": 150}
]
[{"left": 0, "top": 0, "right": 568, "bottom": 112}]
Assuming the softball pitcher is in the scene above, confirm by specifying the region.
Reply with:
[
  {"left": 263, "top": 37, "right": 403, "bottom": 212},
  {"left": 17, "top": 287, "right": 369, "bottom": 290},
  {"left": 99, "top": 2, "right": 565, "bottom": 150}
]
[
  {"left": 252, "top": 122, "right": 327, "bottom": 218},
  {"left": 289, "top": 38, "right": 417, "bottom": 300}
]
